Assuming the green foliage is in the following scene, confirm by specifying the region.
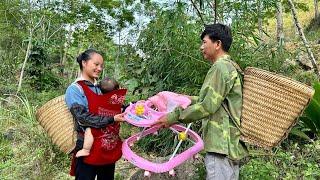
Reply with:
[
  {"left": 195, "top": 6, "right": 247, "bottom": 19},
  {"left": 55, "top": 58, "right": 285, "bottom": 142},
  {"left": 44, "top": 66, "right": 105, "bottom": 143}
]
[
  {"left": 241, "top": 159, "right": 278, "bottom": 179},
  {"left": 135, "top": 128, "right": 176, "bottom": 156},
  {"left": 0, "top": 0, "right": 140, "bottom": 94},
  {"left": 231, "top": 40, "right": 293, "bottom": 74},
  {"left": 194, "top": 160, "right": 206, "bottom": 180},
  {"left": 0, "top": 55, "right": 20, "bottom": 95},
  {"left": 124, "top": 3, "right": 209, "bottom": 99},
  {"left": 25, "top": 42, "right": 62, "bottom": 91},
  {"left": 0, "top": 94, "right": 71, "bottom": 179},
  {"left": 290, "top": 125, "right": 312, "bottom": 141},
  {"left": 306, "top": 15, "right": 320, "bottom": 32},
  {"left": 282, "top": 0, "right": 309, "bottom": 13},
  {"left": 299, "top": 82, "right": 320, "bottom": 137},
  {"left": 241, "top": 140, "right": 320, "bottom": 179}
]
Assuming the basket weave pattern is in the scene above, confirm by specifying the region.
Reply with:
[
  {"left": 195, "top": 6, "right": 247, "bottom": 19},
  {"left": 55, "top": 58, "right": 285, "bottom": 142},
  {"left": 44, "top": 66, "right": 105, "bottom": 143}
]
[
  {"left": 240, "top": 67, "right": 314, "bottom": 148},
  {"left": 36, "top": 95, "right": 76, "bottom": 154}
]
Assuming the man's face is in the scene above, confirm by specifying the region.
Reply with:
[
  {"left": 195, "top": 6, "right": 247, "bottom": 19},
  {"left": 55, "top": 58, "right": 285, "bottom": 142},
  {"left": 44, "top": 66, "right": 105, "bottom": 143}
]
[{"left": 200, "top": 35, "right": 218, "bottom": 62}]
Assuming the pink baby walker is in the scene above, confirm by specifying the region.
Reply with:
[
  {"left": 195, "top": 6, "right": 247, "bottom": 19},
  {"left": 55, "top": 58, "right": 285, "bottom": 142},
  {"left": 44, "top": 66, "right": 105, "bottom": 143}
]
[{"left": 123, "top": 91, "right": 204, "bottom": 176}]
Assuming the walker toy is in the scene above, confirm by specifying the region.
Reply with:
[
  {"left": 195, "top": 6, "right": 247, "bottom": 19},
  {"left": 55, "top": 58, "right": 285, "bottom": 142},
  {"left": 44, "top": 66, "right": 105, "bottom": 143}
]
[
  {"left": 122, "top": 91, "right": 204, "bottom": 176},
  {"left": 124, "top": 91, "right": 191, "bottom": 127},
  {"left": 124, "top": 100, "right": 167, "bottom": 127}
]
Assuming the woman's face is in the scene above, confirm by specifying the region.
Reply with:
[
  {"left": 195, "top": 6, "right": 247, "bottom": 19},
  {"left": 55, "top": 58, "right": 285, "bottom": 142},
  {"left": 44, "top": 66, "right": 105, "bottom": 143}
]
[{"left": 82, "top": 53, "right": 104, "bottom": 81}]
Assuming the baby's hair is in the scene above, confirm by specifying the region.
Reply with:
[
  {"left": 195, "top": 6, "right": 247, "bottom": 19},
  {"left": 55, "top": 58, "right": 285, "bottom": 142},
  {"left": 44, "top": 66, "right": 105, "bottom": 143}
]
[{"left": 99, "top": 77, "right": 119, "bottom": 94}]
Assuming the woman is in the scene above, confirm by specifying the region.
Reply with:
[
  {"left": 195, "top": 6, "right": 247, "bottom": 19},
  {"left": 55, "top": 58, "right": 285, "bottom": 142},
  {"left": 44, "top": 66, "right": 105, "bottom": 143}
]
[{"left": 65, "top": 49, "right": 125, "bottom": 180}]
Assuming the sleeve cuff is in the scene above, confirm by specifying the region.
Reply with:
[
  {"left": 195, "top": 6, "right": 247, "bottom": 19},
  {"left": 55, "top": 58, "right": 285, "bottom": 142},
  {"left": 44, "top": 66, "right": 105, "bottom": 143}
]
[
  {"left": 190, "top": 96, "right": 199, "bottom": 104},
  {"left": 110, "top": 117, "right": 115, "bottom": 123},
  {"left": 167, "top": 108, "right": 181, "bottom": 125}
]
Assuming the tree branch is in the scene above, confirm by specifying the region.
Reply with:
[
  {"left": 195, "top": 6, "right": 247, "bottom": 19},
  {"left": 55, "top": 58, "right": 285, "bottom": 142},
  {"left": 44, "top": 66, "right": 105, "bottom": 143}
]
[
  {"left": 33, "top": 15, "right": 45, "bottom": 31},
  {"left": 189, "top": 0, "right": 205, "bottom": 25},
  {"left": 48, "top": 25, "right": 64, "bottom": 40}
]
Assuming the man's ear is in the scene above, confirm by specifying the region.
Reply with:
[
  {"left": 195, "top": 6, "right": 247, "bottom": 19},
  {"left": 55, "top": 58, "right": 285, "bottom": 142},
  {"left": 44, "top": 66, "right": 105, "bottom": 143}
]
[{"left": 216, "top": 40, "right": 222, "bottom": 50}]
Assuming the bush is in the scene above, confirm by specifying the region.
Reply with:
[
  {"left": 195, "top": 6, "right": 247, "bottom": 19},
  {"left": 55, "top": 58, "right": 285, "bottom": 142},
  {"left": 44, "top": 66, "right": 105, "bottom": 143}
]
[
  {"left": 25, "top": 42, "right": 63, "bottom": 92},
  {"left": 240, "top": 140, "right": 320, "bottom": 179}
]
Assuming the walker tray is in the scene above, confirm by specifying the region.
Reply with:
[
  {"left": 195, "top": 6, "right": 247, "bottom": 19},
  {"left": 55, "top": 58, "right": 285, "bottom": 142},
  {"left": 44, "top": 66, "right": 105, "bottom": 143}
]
[{"left": 124, "top": 100, "right": 166, "bottom": 127}]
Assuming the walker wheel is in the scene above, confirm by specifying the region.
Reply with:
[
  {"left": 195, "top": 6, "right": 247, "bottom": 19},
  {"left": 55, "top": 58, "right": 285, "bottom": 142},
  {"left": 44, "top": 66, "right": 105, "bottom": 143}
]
[
  {"left": 193, "top": 154, "right": 199, "bottom": 159},
  {"left": 169, "top": 169, "right": 175, "bottom": 176},
  {"left": 144, "top": 170, "right": 151, "bottom": 177}
]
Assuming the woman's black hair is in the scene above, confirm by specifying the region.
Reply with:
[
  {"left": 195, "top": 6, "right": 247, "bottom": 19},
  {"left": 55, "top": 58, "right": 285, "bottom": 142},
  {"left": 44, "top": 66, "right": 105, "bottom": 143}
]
[{"left": 76, "top": 49, "right": 100, "bottom": 70}]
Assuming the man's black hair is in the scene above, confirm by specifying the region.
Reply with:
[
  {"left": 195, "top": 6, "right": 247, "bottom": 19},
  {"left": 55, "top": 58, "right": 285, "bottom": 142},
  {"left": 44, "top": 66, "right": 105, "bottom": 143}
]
[{"left": 200, "top": 23, "right": 233, "bottom": 52}]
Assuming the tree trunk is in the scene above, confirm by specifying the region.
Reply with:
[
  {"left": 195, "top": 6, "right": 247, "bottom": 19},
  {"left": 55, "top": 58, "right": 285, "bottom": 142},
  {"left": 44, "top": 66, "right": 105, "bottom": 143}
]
[
  {"left": 291, "top": 11, "right": 299, "bottom": 37},
  {"left": 61, "top": 26, "right": 72, "bottom": 75},
  {"left": 115, "top": 31, "right": 121, "bottom": 78},
  {"left": 315, "top": 0, "right": 319, "bottom": 19},
  {"left": 276, "top": 1, "right": 284, "bottom": 46},
  {"left": 15, "top": 11, "right": 44, "bottom": 94},
  {"left": 213, "top": 0, "right": 217, "bottom": 23},
  {"left": 258, "top": 0, "right": 263, "bottom": 40},
  {"left": 17, "top": 29, "right": 32, "bottom": 94},
  {"left": 74, "top": 44, "right": 83, "bottom": 79},
  {"left": 288, "top": 0, "right": 320, "bottom": 79}
]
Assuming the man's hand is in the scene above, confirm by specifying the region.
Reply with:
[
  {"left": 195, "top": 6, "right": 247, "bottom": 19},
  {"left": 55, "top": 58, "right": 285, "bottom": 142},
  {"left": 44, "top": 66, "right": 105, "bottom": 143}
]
[
  {"left": 153, "top": 114, "right": 170, "bottom": 128},
  {"left": 114, "top": 113, "right": 126, "bottom": 122}
]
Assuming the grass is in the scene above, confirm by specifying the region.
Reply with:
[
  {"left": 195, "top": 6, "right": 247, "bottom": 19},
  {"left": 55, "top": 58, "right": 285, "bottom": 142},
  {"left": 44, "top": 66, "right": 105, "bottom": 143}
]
[
  {"left": 240, "top": 139, "right": 320, "bottom": 179},
  {"left": 0, "top": 94, "right": 71, "bottom": 179}
]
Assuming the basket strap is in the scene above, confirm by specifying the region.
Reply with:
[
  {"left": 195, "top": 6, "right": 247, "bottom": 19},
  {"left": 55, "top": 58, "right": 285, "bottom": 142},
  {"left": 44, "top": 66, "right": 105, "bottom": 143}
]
[
  {"left": 214, "top": 59, "right": 246, "bottom": 135},
  {"left": 229, "top": 59, "right": 244, "bottom": 75},
  {"left": 222, "top": 59, "right": 245, "bottom": 134},
  {"left": 228, "top": 59, "right": 244, "bottom": 86},
  {"left": 221, "top": 102, "right": 245, "bottom": 135}
]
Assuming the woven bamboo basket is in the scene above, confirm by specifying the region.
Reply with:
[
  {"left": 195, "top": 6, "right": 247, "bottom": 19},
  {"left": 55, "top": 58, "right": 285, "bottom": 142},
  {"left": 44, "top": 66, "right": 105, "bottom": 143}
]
[
  {"left": 240, "top": 67, "right": 314, "bottom": 148},
  {"left": 36, "top": 95, "right": 76, "bottom": 154}
]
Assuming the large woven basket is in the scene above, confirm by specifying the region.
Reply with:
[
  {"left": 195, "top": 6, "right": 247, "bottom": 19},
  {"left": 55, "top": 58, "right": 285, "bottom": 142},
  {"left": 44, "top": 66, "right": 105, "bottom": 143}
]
[
  {"left": 240, "top": 67, "right": 314, "bottom": 148},
  {"left": 36, "top": 95, "right": 76, "bottom": 154}
]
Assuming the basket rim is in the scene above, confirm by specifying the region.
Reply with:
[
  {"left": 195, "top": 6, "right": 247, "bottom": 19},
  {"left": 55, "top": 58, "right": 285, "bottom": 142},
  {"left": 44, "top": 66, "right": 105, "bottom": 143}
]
[
  {"left": 244, "top": 67, "right": 314, "bottom": 97},
  {"left": 36, "top": 95, "right": 65, "bottom": 117}
]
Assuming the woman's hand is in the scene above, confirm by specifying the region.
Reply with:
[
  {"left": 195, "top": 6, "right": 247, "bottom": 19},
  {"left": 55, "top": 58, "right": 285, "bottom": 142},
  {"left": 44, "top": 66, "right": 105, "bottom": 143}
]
[{"left": 114, "top": 113, "right": 126, "bottom": 122}]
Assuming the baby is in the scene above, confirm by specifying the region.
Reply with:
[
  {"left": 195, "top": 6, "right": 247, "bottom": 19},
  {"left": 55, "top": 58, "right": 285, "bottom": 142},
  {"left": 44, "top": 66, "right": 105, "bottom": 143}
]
[{"left": 76, "top": 77, "right": 120, "bottom": 157}]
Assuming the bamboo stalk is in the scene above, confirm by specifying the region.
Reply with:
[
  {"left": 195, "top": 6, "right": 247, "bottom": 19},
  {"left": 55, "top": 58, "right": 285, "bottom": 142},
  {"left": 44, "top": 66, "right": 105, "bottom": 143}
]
[{"left": 288, "top": 0, "right": 320, "bottom": 79}]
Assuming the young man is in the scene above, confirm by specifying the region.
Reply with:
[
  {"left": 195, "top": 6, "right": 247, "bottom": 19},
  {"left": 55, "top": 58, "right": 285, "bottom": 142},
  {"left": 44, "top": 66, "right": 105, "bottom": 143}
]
[{"left": 154, "top": 24, "right": 248, "bottom": 179}]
